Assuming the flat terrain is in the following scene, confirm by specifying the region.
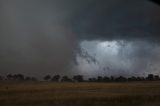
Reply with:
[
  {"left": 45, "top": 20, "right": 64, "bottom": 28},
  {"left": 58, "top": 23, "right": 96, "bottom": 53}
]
[{"left": 0, "top": 81, "right": 160, "bottom": 106}]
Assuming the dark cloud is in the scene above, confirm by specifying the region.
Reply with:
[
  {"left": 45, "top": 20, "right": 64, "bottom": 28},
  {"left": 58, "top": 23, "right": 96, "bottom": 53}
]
[
  {"left": 150, "top": 0, "right": 160, "bottom": 5},
  {"left": 71, "top": 0, "right": 160, "bottom": 41},
  {"left": 0, "top": 0, "right": 160, "bottom": 77},
  {"left": 0, "top": 0, "right": 77, "bottom": 77}
]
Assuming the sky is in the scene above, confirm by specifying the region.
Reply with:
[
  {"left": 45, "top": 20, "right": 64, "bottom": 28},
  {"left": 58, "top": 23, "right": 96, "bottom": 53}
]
[{"left": 0, "top": 0, "right": 160, "bottom": 78}]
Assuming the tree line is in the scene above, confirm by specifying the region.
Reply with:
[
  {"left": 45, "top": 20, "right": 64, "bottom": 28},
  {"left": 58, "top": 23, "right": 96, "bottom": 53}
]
[
  {"left": 0, "top": 74, "right": 37, "bottom": 81},
  {"left": 0, "top": 74, "right": 159, "bottom": 82}
]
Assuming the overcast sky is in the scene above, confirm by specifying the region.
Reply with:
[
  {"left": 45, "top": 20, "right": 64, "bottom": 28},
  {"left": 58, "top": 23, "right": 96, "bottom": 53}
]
[{"left": 0, "top": 0, "right": 160, "bottom": 77}]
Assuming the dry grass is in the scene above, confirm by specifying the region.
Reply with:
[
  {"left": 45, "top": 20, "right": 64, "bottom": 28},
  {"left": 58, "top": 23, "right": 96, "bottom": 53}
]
[{"left": 0, "top": 81, "right": 160, "bottom": 106}]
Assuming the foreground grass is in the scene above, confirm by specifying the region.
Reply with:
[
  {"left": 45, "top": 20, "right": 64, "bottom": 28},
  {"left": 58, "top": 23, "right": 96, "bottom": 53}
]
[{"left": 0, "top": 81, "right": 160, "bottom": 106}]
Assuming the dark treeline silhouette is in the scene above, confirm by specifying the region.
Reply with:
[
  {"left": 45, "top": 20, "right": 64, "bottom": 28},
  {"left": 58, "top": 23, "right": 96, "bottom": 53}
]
[
  {"left": 0, "top": 74, "right": 159, "bottom": 82},
  {"left": 0, "top": 74, "right": 37, "bottom": 81},
  {"left": 61, "top": 76, "right": 73, "bottom": 82}
]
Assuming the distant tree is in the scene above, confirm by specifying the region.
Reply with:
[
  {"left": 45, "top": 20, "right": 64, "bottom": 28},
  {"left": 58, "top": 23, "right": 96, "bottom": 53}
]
[
  {"left": 97, "top": 76, "right": 103, "bottom": 82},
  {"left": 13, "top": 74, "right": 18, "bottom": 80},
  {"left": 155, "top": 75, "right": 160, "bottom": 80},
  {"left": 141, "top": 77, "right": 145, "bottom": 81},
  {"left": 73, "top": 75, "right": 84, "bottom": 82},
  {"left": 61, "top": 76, "right": 72, "bottom": 82},
  {"left": 51, "top": 75, "right": 61, "bottom": 82},
  {"left": 136, "top": 77, "right": 144, "bottom": 81},
  {"left": 128, "top": 76, "right": 137, "bottom": 81},
  {"left": 103, "top": 76, "right": 110, "bottom": 82},
  {"left": 7, "top": 74, "right": 13, "bottom": 80},
  {"left": 44, "top": 75, "right": 51, "bottom": 81},
  {"left": 115, "top": 76, "right": 127, "bottom": 82},
  {"left": 110, "top": 76, "right": 115, "bottom": 82},
  {"left": 88, "top": 78, "right": 97, "bottom": 82},
  {"left": 17, "top": 74, "right": 24, "bottom": 80},
  {"left": 25, "top": 76, "right": 32, "bottom": 80},
  {"left": 147, "top": 74, "right": 154, "bottom": 81}
]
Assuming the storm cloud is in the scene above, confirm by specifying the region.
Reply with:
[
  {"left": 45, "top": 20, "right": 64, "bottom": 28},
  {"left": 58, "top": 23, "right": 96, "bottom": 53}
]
[
  {"left": 71, "top": 0, "right": 160, "bottom": 41},
  {"left": 75, "top": 40, "right": 160, "bottom": 77},
  {"left": 0, "top": 0, "right": 77, "bottom": 77},
  {"left": 0, "top": 0, "right": 160, "bottom": 77}
]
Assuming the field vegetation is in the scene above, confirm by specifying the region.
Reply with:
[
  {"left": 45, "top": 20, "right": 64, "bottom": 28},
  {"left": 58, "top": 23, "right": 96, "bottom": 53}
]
[{"left": 0, "top": 81, "right": 160, "bottom": 106}]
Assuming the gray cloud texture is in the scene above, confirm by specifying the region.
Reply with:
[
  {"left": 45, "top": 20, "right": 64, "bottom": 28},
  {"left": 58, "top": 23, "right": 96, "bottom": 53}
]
[
  {"left": 76, "top": 40, "right": 160, "bottom": 77},
  {"left": 0, "top": 0, "right": 160, "bottom": 77},
  {"left": 71, "top": 0, "right": 160, "bottom": 41},
  {"left": 0, "top": 0, "right": 77, "bottom": 77}
]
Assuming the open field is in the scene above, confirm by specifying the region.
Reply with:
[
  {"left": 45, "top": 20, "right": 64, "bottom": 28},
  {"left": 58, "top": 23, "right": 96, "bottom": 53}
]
[{"left": 0, "top": 81, "right": 160, "bottom": 106}]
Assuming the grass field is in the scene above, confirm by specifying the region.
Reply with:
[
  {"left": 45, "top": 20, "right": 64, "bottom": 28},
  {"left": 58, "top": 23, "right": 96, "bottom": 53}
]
[{"left": 0, "top": 81, "right": 160, "bottom": 106}]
